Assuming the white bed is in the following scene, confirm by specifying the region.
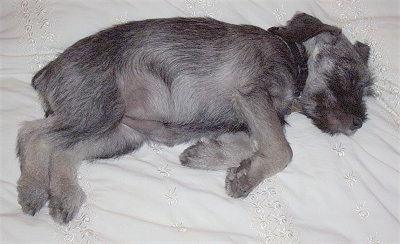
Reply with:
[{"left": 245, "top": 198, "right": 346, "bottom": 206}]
[{"left": 1, "top": 0, "right": 399, "bottom": 243}]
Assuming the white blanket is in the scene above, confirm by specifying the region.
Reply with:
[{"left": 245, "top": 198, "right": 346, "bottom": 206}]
[{"left": 1, "top": 0, "right": 399, "bottom": 243}]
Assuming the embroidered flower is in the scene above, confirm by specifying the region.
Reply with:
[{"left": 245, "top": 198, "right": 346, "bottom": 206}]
[
  {"left": 259, "top": 219, "right": 268, "bottom": 230},
  {"left": 81, "top": 228, "right": 95, "bottom": 241},
  {"left": 247, "top": 176, "right": 298, "bottom": 244},
  {"left": 172, "top": 222, "right": 187, "bottom": 232},
  {"left": 149, "top": 142, "right": 164, "bottom": 154},
  {"left": 368, "top": 233, "right": 380, "bottom": 244},
  {"left": 64, "top": 233, "right": 74, "bottom": 243},
  {"left": 333, "top": 143, "right": 346, "bottom": 157},
  {"left": 164, "top": 187, "right": 178, "bottom": 206},
  {"left": 260, "top": 230, "right": 273, "bottom": 243},
  {"left": 158, "top": 164, "right": 171, "bottom": 177},
  {"left": 272, "top": 6, "right": 287, "bottom": 22},
  {"left": 266, "top": 200, "right": 282, "bottom": 210},
  {"left": 258, "top": 186, "right": 277, "bottom": 197},
  {"left": 356, "top": 202, "right": 370, "bottom": 218},
  {"left": 271, "top": 214, "right": 287, "bottom": 225},
  {"left": 116, "top": 12, "right": 129, "bottom": 24},
  {"left": 344, "top": 171, "right": 358, "bottom": 187},
  {"left": 252, "top": 202, "right": 265, "bottom": 215}
]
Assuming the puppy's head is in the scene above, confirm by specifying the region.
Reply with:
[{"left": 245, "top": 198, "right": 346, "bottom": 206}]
[{"left": 270, "top": 12, "right": 374, "bottom": 135}]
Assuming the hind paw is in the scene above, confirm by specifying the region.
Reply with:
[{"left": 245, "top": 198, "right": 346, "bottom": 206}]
[
  {"left": 17, "top": 176, "right": 49, "bottom": 216},
  {"left": 49, "top": 185, "right": 86, "bottom": 224}
]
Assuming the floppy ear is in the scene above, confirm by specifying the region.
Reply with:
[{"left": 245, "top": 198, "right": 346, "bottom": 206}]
[
  {"left": 354, "top": 41, "right": 370, "bottom": 64},
  {"left": 268, "top": 12, "right": 341, "bottom": 42}
]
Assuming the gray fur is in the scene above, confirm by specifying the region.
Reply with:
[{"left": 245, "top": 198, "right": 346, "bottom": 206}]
[
  {"left": 180, "top": 132, "right": 255, "bottom": 170},
  {"left": 16, "top": 13, "right": 373, "bottom": 224},
  {"left": 294, "top": 33, "right": 374, "bottom": 135}
]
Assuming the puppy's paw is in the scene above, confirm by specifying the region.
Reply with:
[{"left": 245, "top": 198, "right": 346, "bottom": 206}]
[
  {"left": 49, "top": 185, "right": 86, "bottom": 224},
  {"left": 180, "top": 141, "right": 222, "bottom": 169},
  {"left": 17, "top": 176, "right": 49, "bottom": 216},
  {"left": 180, "top": 143, "right": 202, "bottom": 168},
  {"left": 225, "top": 159, "right": 254, "bottom": 198},
  {"left": 180, "top": 141, "right": 232, "bottom": 171}
]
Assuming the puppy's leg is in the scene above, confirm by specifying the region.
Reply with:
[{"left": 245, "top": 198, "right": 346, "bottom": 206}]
[
  {"left": 180, "top": 132, "right": 254, "bottom": 171},
  {"left": 17, "top": 119, "right": 53, "bottom": 216},
  {"left": 225, "top": 90, "right": 292, "bottom": 198},
  {"left": 48, "top": 149, "right": 85, "bottom": 224},
  {"left": 48, "top": 124, "right": 143, "bottom": 224}
]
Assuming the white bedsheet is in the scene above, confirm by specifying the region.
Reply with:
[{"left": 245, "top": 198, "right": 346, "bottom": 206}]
[{"left": 1, "top": 0, "right": 399, "bottom": 243}]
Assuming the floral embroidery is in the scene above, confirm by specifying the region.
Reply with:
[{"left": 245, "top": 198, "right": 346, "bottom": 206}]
[
  {"left": 158, "top": 164, "right": 171, "bottom": 177},
  {"left": 355, "top": 202, "right": 370, "bottom": 219},
  {"left": 17, "top": 0, "right": 56, "bottom": 71},
  {"left": 272, "top": 4, "right": 288, "bottom": 23},
  {"left": 172, "top": 222, "right": 188, "bottom": 233},
  {"left": 246, "top": 177, "right": 299, "bottom": 244},
  {"left": 115, "top": 12, "right": 129, "bottom": 24},
  {"left": 56, "top": 204, "right": 103, "bottom": 244},
  {"left": 164, "top": 187, "right": 179, "bottom": 206},
  {"left": 344, "top": 171, "right": 358, "bottom": 187},
  {"left": 149, "top": 142, "right": 164, "bottom": 154},
  {"left": 333, "top": 143, "right": 346, "bottom": 157},
  {"left": 368, "top": 233, "right": 380, "bottom": 244},
  {"left": 150, "top": 143, "right": 188, "bottom": 233}
]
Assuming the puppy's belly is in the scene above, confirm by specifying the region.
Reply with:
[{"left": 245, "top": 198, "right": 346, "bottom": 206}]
[
  {"left": 121, "top": 116, "right": 247, "bottom": 147},
  {"left": 121, "top": 116, "right": 197, "bottom": 146}
]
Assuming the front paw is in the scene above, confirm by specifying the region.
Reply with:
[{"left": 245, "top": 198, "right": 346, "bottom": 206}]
[
  {"left": 49, "top": 185, "right": 86, "bottom": 224},
  {"left": 17, "top": 176, "right": 49, "bottom": 216},
  {"left": 225, "top": 159, "right": 254, "bottom": 198}
]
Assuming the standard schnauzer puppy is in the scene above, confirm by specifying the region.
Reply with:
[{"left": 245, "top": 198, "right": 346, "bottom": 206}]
[{"left": 17, "top": 12, "right": 373, "bottom": 224}]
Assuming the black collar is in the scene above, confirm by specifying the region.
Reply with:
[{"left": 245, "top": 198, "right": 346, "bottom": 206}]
[
  {"left": 275, "top": 37, "right": 309, "bottom": 97},
  {"left": 287, "top": 42, "right": 308, "bottom": 97}
]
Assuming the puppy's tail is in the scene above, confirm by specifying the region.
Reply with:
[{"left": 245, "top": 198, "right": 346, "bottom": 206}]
[{"left": 31, "top": 64, "right": 53, "bottom": 117}]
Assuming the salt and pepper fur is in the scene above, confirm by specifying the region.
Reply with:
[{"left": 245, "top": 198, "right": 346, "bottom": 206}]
[{"left": 16, "top": 13, "right": 373, "bottom": 224}]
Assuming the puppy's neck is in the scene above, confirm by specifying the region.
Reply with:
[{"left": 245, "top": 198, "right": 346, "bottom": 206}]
[
  {"left": 277, "top": 38, "right": 308, "bottom": 97},
  {"left": 288, "top": 42, "right": 308, "bottom": 97}
]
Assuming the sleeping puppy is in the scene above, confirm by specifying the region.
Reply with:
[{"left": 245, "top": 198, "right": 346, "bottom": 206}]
[{"left": 16, "top": 12, "right": 373, "bottom": 224}]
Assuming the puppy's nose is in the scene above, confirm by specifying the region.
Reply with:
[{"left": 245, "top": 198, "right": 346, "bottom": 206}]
[{"left": 351, "top": 117, "right": 363, "bottom": 130}]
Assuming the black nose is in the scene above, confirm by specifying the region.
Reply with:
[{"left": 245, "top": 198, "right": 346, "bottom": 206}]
[{"left": 352, "top": 117, "right": 363, "bottom": 130}]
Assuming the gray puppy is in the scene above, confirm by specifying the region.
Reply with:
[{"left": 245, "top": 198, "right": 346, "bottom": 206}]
[{"left": 17, "top": 12, "right": 373, "bottom": 224}]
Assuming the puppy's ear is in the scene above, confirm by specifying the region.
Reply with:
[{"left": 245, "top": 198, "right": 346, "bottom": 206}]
[
  {"left": 354, "top": 41, "right": 370, "bottom": 64},
  {"left": 268, "top": 12, "right": 341, "bottom": 42}
]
